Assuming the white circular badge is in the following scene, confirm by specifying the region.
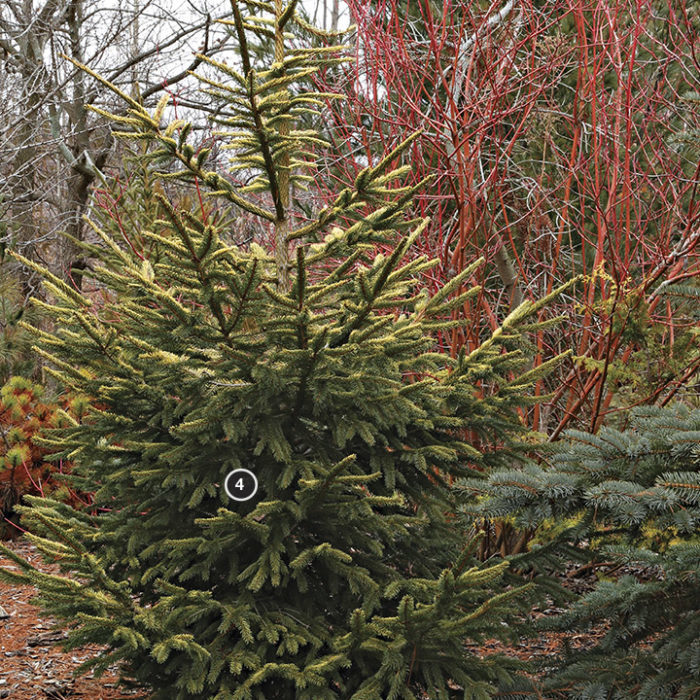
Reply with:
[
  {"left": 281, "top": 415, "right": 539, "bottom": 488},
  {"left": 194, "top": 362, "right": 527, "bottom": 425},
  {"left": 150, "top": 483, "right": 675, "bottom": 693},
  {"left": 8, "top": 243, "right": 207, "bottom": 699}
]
[{"left": 224, "top": 468, "right": 259, "bottom": 502}]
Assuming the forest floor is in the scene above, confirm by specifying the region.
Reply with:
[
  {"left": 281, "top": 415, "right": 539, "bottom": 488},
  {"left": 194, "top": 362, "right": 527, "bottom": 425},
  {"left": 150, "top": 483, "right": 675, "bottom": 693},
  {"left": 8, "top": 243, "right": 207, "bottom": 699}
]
[
  {"left": 0, "top": 537, "right": 608, "bottom": 699},
  {"left": 0, "top": 538, "right": 148, "bottom": 700}
]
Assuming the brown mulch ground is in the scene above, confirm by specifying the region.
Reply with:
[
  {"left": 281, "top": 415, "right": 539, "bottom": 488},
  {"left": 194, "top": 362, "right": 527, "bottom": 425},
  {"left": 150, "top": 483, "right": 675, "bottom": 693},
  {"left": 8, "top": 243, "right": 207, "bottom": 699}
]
[
  {"left": 0, "top": 538, "right": 148, "bottom": 700},
  {"left": 0, "top": 537, "right": 614, "bottom": 699},
  {"left": 469, "top": 565, "right": 610, "bottom": 684}
]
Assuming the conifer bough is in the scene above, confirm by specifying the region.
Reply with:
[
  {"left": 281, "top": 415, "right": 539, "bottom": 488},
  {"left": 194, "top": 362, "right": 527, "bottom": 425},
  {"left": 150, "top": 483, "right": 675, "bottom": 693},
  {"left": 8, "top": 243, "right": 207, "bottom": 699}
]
[{"left": 468, "top": 404, "right": 700, "bottom": 699}]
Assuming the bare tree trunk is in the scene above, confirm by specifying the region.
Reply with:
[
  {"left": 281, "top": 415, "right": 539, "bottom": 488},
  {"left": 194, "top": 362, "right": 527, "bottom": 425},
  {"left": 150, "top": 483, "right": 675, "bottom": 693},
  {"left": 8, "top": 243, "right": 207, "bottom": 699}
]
[
  {"left": 331, "top": 0, "right": 339, "bottom": 32},
  {"left": 63, "top": 0, "right": 91, "bottom": 290},
  {"left": 443, "top": 1, "right": 523, "bottom": 311},
  {"left": 10, "top": 14, "right": 42, "bottom": 301},
  {"left": 10, "top": 124, "right": 41, "bottom": 300},
  {"left": 493, "top": 245, "right": 523, "bottom": 309},
  {"left": 1, "top": 0, "right": 227, "bottom": 303},
  {"left": 274, "top": 0, "right": 290, "bottom": 292}
]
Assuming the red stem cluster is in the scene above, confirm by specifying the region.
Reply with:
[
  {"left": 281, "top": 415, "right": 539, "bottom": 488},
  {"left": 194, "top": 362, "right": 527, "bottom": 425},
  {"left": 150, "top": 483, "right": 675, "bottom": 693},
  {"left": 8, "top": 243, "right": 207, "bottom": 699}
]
[{"left": 315, "top": 0, "right": 700, "bottom": 435}]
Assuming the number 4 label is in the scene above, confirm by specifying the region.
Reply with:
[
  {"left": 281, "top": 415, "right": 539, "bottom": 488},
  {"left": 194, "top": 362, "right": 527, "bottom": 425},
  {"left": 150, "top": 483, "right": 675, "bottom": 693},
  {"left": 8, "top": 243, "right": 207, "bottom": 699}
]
[{"left": 224, "top": 469, "right": 258, "bottom": 502}]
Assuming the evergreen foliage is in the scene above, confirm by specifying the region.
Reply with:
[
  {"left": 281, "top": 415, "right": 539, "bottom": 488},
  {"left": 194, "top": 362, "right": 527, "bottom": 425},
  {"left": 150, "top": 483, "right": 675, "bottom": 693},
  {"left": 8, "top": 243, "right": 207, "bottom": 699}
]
[
  {"left": 0, "top": 376, "right": 87, "bottom": 537},
  {"left": 0, "top": 257, "right": 38, "bottom": 383},
  {"left": 467, "top": 404, "right": 700, "bottom": 699},
  {"left": 1, "top": 2, "right": 572, "bottom": 697}
]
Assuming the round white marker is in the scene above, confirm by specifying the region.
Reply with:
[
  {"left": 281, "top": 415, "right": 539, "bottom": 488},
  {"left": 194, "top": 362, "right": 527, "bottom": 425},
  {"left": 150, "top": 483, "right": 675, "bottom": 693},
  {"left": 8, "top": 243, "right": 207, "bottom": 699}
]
[{"left": 224, "top": 468, "right": 259, "bottom": 502}]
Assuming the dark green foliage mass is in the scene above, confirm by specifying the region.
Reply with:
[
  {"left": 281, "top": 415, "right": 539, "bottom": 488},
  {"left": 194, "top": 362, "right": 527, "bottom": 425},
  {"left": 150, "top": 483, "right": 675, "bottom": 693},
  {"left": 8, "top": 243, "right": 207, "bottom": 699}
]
[
  {"left": 0, "top": 156, "right": 565, "bottom": 700},
  {"left": 469, "top": 404, "right": 700, "bottom": 699},
  {"left": 0, "top": 256, "right": 40, "bottom": 383},
  {"left": 0, "top": 2, "right": 572, "bottom": 698}
]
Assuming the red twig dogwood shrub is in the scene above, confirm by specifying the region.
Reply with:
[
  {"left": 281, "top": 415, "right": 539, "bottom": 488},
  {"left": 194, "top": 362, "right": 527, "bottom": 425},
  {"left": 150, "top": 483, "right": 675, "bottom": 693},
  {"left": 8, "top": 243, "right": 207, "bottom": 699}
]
[{"left": 314, "top": 0, "right": 699, "bottom": 439}]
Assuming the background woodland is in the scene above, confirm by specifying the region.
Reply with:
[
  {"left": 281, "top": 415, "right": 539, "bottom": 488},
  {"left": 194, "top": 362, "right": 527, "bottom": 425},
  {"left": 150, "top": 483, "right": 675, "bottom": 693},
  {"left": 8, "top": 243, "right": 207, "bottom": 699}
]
[{"left": 0, "top": 1, "right": 698, "bottom": 698}]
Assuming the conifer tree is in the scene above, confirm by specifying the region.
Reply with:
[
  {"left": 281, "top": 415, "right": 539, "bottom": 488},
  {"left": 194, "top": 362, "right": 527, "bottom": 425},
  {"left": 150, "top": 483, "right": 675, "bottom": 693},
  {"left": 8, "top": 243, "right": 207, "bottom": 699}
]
[
  {"left": 1, "top": 2, "right": 572, "bottom": 697},
  {"left": 0, "top": 254, "right": 41, "bottom": 382},
  {"left": 469, "top": 404, "right": 700, "bottom": 699}
]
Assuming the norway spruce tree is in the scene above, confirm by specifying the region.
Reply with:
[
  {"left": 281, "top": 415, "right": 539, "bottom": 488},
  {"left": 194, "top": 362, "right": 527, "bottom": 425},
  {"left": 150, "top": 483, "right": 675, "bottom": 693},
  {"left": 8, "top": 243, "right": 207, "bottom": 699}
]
[{"left": 1, "top": 2, "right": 572, "bottom": 698}]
